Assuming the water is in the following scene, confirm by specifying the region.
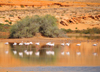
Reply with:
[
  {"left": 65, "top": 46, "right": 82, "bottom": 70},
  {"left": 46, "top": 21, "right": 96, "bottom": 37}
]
[{"left": 0, "top": 41, "right": 100, "bottom": 68}]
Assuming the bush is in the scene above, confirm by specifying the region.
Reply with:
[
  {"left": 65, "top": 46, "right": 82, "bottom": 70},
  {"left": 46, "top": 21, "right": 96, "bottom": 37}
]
[
  {"left": 5, "top": 20, "right": 9, "bottom": 22},
  {"left": 61, "top": 28, "right": 73, "bottom": 33},
  {"left": 20, "top": 5, "right": 24, "bottom": 8},
  {"left": 10, "top": 15, "right": 66, "bottom": 38},
  {"left": 0, "top": 24, "right": 10, "bottom": 32}
]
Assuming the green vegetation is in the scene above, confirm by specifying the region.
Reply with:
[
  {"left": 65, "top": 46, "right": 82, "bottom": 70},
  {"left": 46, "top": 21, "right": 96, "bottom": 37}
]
[
  {"left": 10, "top": 15, "right": 66, "bottom": 38},
  {"left": 61, "top": 28, "right": 100, "bottom": 34},
  {"left": 20, "top": 5, "right": 24, "bottom": 8},
  {"left": 0, "top": 5, "right": 2, "bottom": 7},
  {"left": 0, "top": 23, "right": 10, "bottom": 32},
  {"left": 5, "top": 20, "right": 9, "bottom": 22},
  {"left": 9, "top": 22, "right": 12, "bottom": 25},
  {"left": 9, "top": 14, "right": 14, "bottom": 17}
]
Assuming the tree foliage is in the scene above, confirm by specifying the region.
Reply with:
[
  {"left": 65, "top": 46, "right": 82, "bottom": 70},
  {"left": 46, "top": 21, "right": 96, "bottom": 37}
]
[{"left": 10, "top": 15, "right": 66, "bottom": 38}]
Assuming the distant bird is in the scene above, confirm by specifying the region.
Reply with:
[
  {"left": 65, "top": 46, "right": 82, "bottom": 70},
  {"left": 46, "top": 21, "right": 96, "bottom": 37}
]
[
  {"left": 35, "top": 51, "right": 40, "bottom": 56},
  {"left": 76, "top": 52, "right": 81, "bottom": 55},
  {"left": 24, "top": 42, "right": 30, "bottom": 45},
  {"left": 24, "top": 50, "right": 27, "bottom": 53},
  {"left": 50, "top": 43, "right": 55, "bottom": 46},
  {"left": 30, "top": 42, "right": 33, "bottom": 45},
  {"left": 46, "top": 42, "right": 51, "bottom": 46},
  {"left": 93, "top": 43, "right": 98, "bottom": 46},
  {"left": 5, "top": 42, "right": 9, "bottom": 45},
  {"left": 66, "top": 52, "right": 70, "bottom": 55},
  {"left": 26, "top": 51, "right": 30, "bottom": 55},
  {"left": 61, "top": 43, "right": 65, "bottom": 46},
  {"left": 35, "top": 42, "right": 40, "bottom": 45},
  {"left": 19, "top": 52, "right": 23, "bottom": 57},
  {"left": 46, "top": 51, "right": 51, "bottom": 55},
  {"left": 66, "top": 43, "right": 70, "bottom": 46},
  {"left": 13, "top": 42, "right": 17, "bottom": 45},
  {"left": 5, "top": 51, "right": 8, "bottom": 54},
  {"left": 13, "top": 51, "right": 17, "bottom": 55},
  {"left": 76, "top": 42, "right": 81, "bottom": 46},
  {"left": 93, "top": 52, "right": 97, "bottom": 56},
  {"left": 61, "top": 52, "right": 64, "bottom": 55},
  {"left": 50, "top": 51, "right": 55, "bottom": 55},
  {"left": 19, "top": 41, "right": 23, "bottom": 45},
  {"left": 29, "top": 51, "right": 33, "bottom": 55}
]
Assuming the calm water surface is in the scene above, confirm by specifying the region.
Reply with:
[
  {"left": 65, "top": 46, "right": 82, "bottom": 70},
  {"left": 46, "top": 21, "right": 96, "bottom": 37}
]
[{"left": 0, "top": 39, "right": 100, "bottom": 67}]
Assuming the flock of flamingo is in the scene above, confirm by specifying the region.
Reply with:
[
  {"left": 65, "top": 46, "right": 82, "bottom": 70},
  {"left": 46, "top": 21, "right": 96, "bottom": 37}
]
[{"left": 4, "top": 41, "right": 98, "bottom": 57}]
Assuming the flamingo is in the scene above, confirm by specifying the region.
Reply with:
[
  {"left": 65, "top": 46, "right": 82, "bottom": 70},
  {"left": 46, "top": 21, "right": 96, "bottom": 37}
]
[
  {"left": 13, "top": 51, "right": 17, "bottom": 55},
  {"left": 19, "top": 52, "right": 23, "bottom": 57},
  {"left": 61, "top": 52, "right": 64, "bottom": 55},
  {"left": 93, "top": 43, "right": 98, "bottom": 46},
  {"left": 19, "top": 41, "right": 23, "bottom": 45},
  {"left": 35, "top": 51, "right": 40, "bottom": 56},
  {"left": 26, "top": 51, "right": 30, "bottom": 55},
  {"left": 35, "top": 42, "right": 40, "bottom": 45},
  {"left": 76, "top": 52, "right": 81, "bottom": 55},
  {"left": 30, "top": 42, "right": 33, "bottom": 44},
  {"left": 13, "top": 42, "right": 17, "bottom": 45},
  {"left": 46, "top": 42, "right": 51, "bottom": 46},
  {"left": 29, "top": 51, "right": 33, "bottom": 55},
  {"left": 66, "top": 52, "right": 70, "bottom": 55},
  {"left": 61, "top": 43, "right": 65, "bottom": 46},
  {"left": 66, "top": 43, "right": 70, "bottom": 46},
  {"left": 5, "top": 42, "right": 9, "bottom": 45},
  {"left": 5, "top": 51, "right": 8, "bottom": 54},
  {"left": 50, "top": 43, "right": 55, "bottom": 46},
  {"left": 76, "top": 42, "right": 81, "bottom": 46},
  {"left": 93, "top": 52, "right": 97, "bottom": 56},
  {"left": 50, "top": 51, "right": 54, "bottom": 55},
  {"left": 46, "top": 51, "right": 51, "bottom": 55}
]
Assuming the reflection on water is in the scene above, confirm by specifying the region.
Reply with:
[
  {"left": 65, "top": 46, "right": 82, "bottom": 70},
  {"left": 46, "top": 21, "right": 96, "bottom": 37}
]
[{"left": 0, "top": 41, "right": 100, "bottom": 67}]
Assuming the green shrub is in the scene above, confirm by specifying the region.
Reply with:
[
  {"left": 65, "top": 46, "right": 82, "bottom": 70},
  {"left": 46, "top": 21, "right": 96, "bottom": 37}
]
[
  {"left": 0, "top": 5, "right": 2, "bottom": 7},
  {"left": 9, "top": 14, "right": 14, "bottom": 17},
  {"left": 0, "top": 24, "right": 10, "bottom": 32},
  {"left": 10, "top": 15, "right": 66, "bottom": 38},
  {"left": 9, "top": 22, "right": 12, "bottom": 25},
  {"left": 20, "top": 5, "right": 24, "bottom": 8},
  {"left": 5, "top": 20, "right": 9, "bottom": 22},
  {"left": 61, "top": 28, "right": 73, "bottom": 33}
]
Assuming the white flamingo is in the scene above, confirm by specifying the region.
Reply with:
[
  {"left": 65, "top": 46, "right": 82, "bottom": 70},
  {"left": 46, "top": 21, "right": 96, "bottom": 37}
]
[
  {"left": 19, "top": 52, "right": 23, "bottom": 57},
  {"left": 61, "top": 52, "right": 64, "bottom": 55},
  {"left": 30, "top": 42, "right": 33, "bottom": 44},
  {"left": 13, "top": 51, "right": 17, "bottom": 55},
  {"left": 61, "top": 43, "right": 65, "bottom": 46},
  {"left": 50, "top": 43, "right": 55, "bottom": 46},
  {"left": 35, "top": 51, "right": 40, "bottom": 56},
  {"left": 50, "top": 51, "right": 54, "bottom": 55},
  {"left": 29, "top": 51, "right": 33, "bottom": 55},
  {"left": 13, "top": 42, "right": 17, "bottom": 45},
  {"left": 66, "top": 43, "right": 70, "bottom": 46},
  {"left": 46, "top": 42, "right": 51, "bottom": 46},
  {"left": 93, "top": 52, "right": 97, "bottom": 56},
  {"left": 76, "top": 42, "right": 81, "bottom": 46},
  {"left": 26, "top": 51, "right": 30, "bottom": 55},
  {"left": 46, "top": 51, "right": 51, "bottom": 55},
  {"left": 24, "top": 42, "right": 30, "bottom": 45},
  {"left": 5, "top": 51, "right": 8, "bottom": 54},
  {"left": 35, "top": 42, "right": 40, "bottom": 45},
  {"left": 66, "top": 52, "right": 70, "bottom": 55},
  {"left": 93, "top": 43, "right": 98, "bottom": 46},
  {"left": 5, "top": 42, "right": 9, "bottom": 54},
  {"left": 19, "top": 41, "right": 23, "bottom": 45},
  {"left": 76, "top": 52, "right": 81, "bottom": 55},
  {"left": 5, "top": 42, "right": 9, "bottom": 45}
]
